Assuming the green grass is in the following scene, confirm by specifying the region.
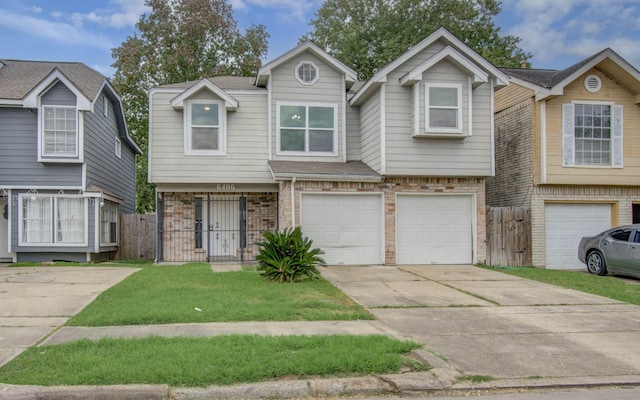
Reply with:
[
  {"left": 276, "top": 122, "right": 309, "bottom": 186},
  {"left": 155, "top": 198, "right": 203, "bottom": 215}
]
[
  {"left": 0, "top": 335, "right": 421, "bottom": 387},
  {"left": 482, "top": 265, "right": 640, "bottom": 306},
  {"left": 67, "top": 263, "right": 372, "bottom": 326}
]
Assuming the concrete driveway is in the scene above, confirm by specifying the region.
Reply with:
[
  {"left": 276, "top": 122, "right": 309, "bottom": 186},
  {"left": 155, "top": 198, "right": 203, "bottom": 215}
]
[
  {"left": 320, "top": 265, "right": 640, "bottom": 380},
  {"left": 0, "top": 266, "right": 138, "bottom": 367}
]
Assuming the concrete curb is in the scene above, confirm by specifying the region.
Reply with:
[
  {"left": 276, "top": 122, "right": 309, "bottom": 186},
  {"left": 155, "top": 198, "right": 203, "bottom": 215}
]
[{"left": 4, "top": 373, "right": 640, "bottom": 400}]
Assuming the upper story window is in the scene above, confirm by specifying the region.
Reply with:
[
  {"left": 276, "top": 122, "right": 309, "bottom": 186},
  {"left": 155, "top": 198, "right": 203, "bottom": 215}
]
[
  {"left": 562, "top": 102, "right": 623, "bottom": 168},
  {"left": 41, "top": 105, "right": 78, "bottom": 158},
  {"left": 114, "top": 136, "right": 122, "bottom": 158},
  {"left": 185, "top": 100, "right": 225, "bottom": 156},
  {"left": 425, "top": 83, "right": 463, "bottom": 134},
  {"left": 20, "top": 195, "right": 86, "bottom": 246},
  {"left": 295, "top": 61, "right": 319, "bottom": 85},
  {"left": 278, "top": 102, "right": 336, "bottom": 155},
  {"left": 103, "top": 95, "right": 109, "bottom": 117}
]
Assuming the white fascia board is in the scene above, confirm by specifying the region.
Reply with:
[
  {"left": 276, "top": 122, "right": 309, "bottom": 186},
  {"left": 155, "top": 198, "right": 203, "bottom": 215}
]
[
  {"left": 399, "top": 46, "right": 489, "bottom": 86},
  {"left": 23, "top": 69, "right": 93, "bottom": 111},
  {"left": 257, "top": 41, "right": 357, "bottom": 86},
  {"left": 170, "top": 79, "right": 238, "bottom": 111}
]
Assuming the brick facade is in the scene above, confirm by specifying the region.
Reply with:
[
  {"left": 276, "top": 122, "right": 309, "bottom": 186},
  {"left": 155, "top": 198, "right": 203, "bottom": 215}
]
[
  {"left": 530, "top": 186, "right": 640, "bottom": 266},
  {"left": 278, "top": 177, "right": 486, "bottom": 265},
  {"left": 159, "top": 192, "right": 277, "bottom": 262}
]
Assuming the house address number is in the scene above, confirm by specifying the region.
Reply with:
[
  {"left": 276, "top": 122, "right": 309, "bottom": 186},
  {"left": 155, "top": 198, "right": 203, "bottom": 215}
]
[{"left": 216, "top": 184, "right": 236, "bottom": 191}]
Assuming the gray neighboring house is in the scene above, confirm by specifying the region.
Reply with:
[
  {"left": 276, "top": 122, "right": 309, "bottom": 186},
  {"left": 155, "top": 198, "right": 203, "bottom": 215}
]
[
  {"left": 0, "top": 59, "right": 141, "bottom": 263},
  {"left": 149, "top": 28, "right": 509, "bottom": 265}
]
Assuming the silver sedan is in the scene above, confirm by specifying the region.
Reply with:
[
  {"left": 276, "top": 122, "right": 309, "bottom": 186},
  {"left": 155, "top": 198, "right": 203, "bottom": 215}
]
[{"left": 578, "top": 224, "right": 640, "bottom": 278}]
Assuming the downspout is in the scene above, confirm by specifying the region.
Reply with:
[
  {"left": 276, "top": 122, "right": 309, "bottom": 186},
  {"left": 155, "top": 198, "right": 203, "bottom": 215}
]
[{"left": 290, "top": 177, "right": 296, "bottom": 227}]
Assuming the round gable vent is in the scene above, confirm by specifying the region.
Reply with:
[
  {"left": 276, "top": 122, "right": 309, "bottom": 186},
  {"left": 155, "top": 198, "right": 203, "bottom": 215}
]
[{"left": 584, "top": 74, "right": 602, "bottom": 93}]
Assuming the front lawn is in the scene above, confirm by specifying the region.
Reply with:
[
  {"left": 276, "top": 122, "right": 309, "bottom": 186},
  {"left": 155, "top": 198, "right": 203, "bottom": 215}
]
[
  {"left": 68, "top": 263, "right": 373, "bottom": 326},
  {"left": 482, "top": 265, "right": 640, "bottom": 306},
  {"left": 0, "top": 335, "right": 422, "bottom": 387}
]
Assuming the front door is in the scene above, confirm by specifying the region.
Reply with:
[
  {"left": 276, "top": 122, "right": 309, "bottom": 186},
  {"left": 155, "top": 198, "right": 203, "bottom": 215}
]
[
  {"left": 208, "top": 196, "right": 239, "bottom": 260},
  {"left": 0, "top": 198, "right": 10, "bottom": 260}
]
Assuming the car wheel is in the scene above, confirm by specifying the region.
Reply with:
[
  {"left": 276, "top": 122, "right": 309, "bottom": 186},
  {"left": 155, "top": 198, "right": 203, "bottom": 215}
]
[{"left": 586, "top": 250, "right": 607, "bottom": 276}]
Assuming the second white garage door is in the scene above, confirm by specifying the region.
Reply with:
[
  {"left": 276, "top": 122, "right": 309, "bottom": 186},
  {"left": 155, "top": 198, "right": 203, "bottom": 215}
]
[
  {"left": 545, "top": 203, "right": 611, "bottom": 269},
  {"left": 301, "top": 194, "right": 382, "bottom": 265},
  {"left": 396, "top": 195, "right": 473, "bottom": 264}
]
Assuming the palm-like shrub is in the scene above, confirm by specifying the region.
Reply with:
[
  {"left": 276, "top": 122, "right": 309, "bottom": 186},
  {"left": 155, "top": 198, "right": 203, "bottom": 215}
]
[{"left": 256, "top": 227, "right": 326, "bottom": 282}]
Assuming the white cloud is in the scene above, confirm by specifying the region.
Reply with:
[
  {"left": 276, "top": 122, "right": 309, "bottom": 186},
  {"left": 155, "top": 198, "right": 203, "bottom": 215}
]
[
  {"left": 32, "top": 6, "right": 42, "bottom": 13},
  {"left": 0, "top": 10, "right": 112, "bottom": 48}
]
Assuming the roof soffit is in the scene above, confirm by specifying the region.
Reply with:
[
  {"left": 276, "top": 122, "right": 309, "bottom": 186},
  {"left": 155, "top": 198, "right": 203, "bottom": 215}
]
[{"left": 23, "top": 69, "right": 93, "bottom": 110}]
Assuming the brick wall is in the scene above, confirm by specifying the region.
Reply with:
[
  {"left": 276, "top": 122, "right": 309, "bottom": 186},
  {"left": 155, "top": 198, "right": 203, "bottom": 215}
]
[
  {"left": 487, "top": 98, "right": 534, "bottom": 207},
  {"left": 530, "top": 186, "right": 640, "bottom": 266},
  {"left": 279, "top": 177, "right": 486, "bottom": 265}
]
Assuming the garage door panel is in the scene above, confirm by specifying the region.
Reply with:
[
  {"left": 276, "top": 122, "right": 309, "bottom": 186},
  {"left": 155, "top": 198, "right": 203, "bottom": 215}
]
[
  {"left": 545, "top": 204, "right": 611, "bottom": 269},
  {"left": 397, "top": 195, "right": 473, "bottom": 265},
  {"left": 301, "top": 194, "right": 382, "bottom": 265}
]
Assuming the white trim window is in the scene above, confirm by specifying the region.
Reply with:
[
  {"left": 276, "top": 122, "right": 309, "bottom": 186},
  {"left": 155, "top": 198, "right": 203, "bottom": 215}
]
[
  {"left": 20, "top": 195, "right": 86, "bottom": 245},
  {"left": 425, "top": 83, "right": 463, "bottom": 133},
  {"left": 184, "top": 100, "right": 225, "bottom": 155},
  {"left": 563, "top": 103, "right": 623, "bottom": 167},
  {"left": 41, "top": 105, "right": 78, "bottom": 157},
  {"left": 103, "top": 95, "right": 109, "bottom": 117},
  {"left": 100, "top": 200, "right": 118, "bottom": 246},
  {"left": 295, "top": 61, "right": 319, "bottom": 85},
  {"left": 114, "top": 136, "right": 122, "bottom": 158},
  {"left": 277, "top": 102, "right": 337, "bottom": 154}
]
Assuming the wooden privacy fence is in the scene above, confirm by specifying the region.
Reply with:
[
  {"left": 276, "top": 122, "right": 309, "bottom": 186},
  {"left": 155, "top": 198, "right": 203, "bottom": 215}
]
[
  {"left": 486, "top": 206, "right": 531, "bottom": 266},
  {"left": 117, "top": 213, "right": 156, "bottom": 260}
]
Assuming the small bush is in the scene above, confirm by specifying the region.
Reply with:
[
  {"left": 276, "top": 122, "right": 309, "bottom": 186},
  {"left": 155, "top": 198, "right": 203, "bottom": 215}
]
[{"left": 256, "top": 227, "right": 326, "bottom": 282}]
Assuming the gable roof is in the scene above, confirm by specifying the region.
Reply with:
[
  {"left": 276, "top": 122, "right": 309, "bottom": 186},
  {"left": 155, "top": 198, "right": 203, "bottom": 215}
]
[
  {"left": 350, "top": 27, "right": 510, "bottom": 106},
  {"left": 170, "top": 79, "right": 239, "bottom": 111},
  {"left": 255, "top": 41, "right": 358, "bottom": 88},
  {"left": 502, "top": 48, "right": 640, "bottom": 101},
  {"left": 0, "top": 59, "right": 141, "bottom": 154}
]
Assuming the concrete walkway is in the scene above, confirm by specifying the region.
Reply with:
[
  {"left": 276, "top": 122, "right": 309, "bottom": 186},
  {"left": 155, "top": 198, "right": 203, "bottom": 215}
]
[{"left": 3, "top": 263, "right": 640, "bottom": 399}]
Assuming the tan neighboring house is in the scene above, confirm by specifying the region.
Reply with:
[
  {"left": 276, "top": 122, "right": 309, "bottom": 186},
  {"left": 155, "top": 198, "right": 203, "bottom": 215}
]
[
  {"left": 487, "top": 49, "right": 640, "bottom": 269},
  {"left": 148, "top": 28, "right": 509, "bottom": 265}
]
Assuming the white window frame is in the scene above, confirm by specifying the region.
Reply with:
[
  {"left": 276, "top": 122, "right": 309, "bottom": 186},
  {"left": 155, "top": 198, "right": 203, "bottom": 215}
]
[
  {"left": 100, "top": 200, "right": 119, "bottom": 246},
  {"left": 184, "top": 99, "right": 226, "bottom": 156},
  {"left": 295, "top": 61, "right": 319, "bottom": 85},
  {"left": 563, "top": 101, "right": 623, "bottom": 168},
  {"left": 18, "top": 194, "right": 88, "bottom": 247},
  {"left": 114, "top": 136, "right": 122, "bottom": 158},
  {"left": 425, "top": 82, "right": 463, "bottom": 134},
  {"left": 276, "top": 102, "right": 338, "bottom": 156},
  {"left": 39, "top": 105, "right": 80, "bottom": 159},
  {"left": 103, "top": 95, "right": 109, "bottom": 117}
]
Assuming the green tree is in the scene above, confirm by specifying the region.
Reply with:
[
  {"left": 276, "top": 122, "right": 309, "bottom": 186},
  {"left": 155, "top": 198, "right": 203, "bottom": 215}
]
[
  {"left": 303, "top": 0, "right": 531, "bottom": 80},
  {"left": 111, "top": 0, "right": 269, "bottom": 213}
]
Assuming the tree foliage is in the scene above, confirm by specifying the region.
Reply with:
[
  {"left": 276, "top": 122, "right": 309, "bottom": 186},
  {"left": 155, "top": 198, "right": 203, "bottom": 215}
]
[
  {"left": 111, "top": 0, "right": 269, "bottom": 213},
  {"left": 303, "top": 0, "right": 532, "bottom": 80}
]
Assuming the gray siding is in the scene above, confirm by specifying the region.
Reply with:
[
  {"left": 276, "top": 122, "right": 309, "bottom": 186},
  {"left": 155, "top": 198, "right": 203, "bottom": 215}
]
[
  {"left": 346, "top": 104, "right": 361, "bottom": 161},
  {"left": 149, "top": 90, "right": 273, "bottom": 184},
  {"left": 85, "top": 93, "right": 137, "bottom": 214},
  {"left": 359, "top": 90, "right": 381, "bottom": 173},
  {"left": 42, "top": 82, "right": 76, "bottom": 106},
  {"left": 0, "top": 107, "right": 82, "bottom": 187},
  {"left": 270, "top": 52, "right": 345, "bottom": 162},
  {"left": 384, "top": 50, "right": 493, "bottom": 177}
]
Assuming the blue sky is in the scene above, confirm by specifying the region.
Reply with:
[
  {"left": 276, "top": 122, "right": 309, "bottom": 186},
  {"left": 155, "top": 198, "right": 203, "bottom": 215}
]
[{"left": 0, "top": 0, "right": 639, "bottom": 78}]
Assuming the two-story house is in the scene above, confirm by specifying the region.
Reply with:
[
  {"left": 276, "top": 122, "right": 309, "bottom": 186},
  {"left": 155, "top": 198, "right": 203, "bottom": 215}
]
[
  {"left": 149, "top": 28, "right": 509, "bottom": 265},
  {"left": 487, "top": 49, "right": 640, "bottom": 268},
  {"left": 0, "top": 60, "right": 141, "bottom": 263}
]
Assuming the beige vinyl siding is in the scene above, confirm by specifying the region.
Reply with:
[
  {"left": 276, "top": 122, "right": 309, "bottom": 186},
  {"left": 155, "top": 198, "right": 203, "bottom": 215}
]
[
  {"left": 359, "top": 90, "right": 381, "bottom": 172},
  {"left": 270, "top": 52, "right": 345, "bottom": 162},
  {"left": 385, "top": 56, "right": 493, "bottom": 176},
  {"left": 346, "top": 104, "right": 361, "bottom": 161},
  {"left": 149, "top": 90, "right": 272, "bottom": 184},
  {"left": 495, "top": 83, "right": 535, "bottom": 113},
  {"left": 545, "top": 68, "right": 640, "bottom": 185}
]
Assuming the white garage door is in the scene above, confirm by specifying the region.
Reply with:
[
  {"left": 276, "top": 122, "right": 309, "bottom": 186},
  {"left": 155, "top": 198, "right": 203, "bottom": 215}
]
[
  {"left": 301, "top": 194, "right": 382, "bottom": 265},
  {"left": 545, "top": 203, "right": 611, "bottom": 269},
  {"left": 397, "top": 195, "right": 473, "bottom": 265}
]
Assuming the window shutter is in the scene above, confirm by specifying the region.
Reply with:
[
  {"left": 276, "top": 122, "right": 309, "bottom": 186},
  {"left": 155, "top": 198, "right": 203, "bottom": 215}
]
[
  {"left": 562, "top": 103, "right": 575, "bottom": 167},
  {"left": 611, "top": 105, "right": 623, "bottom": 168}
]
